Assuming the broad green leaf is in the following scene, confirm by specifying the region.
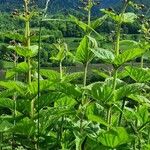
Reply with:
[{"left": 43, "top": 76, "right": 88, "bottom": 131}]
[
  {"left": 121, "top": 13, "right": 137, "bottom": 23},
  {"left": 5, "top": 62, "right": 29, "bottom": 79},
  {"left": 84, "top": 138, "right": 108, "bottom": 150},
  {"left": 117, "top": 70, "right": 128, "bottom": 79},
  {"left": 0, "top": 120, "right": 13, "bottom": 132},
  {"left": 98, "top": 127, "right": 129, "bottom": 148},
  {"left": 125, "top": 66, "right": 150, "bottom": 82},
  {"left": 136, "top": 105, "right": 149, "bottom": 124},
  {"left": 91, "top": 15, "right": 108, "bottom": 29},
  {"left": 87, "top": 114, "right": 108, "bottom": 127},
  {"left": 4, "top": 32, "right": 24, "bottom": 42},
  {"left": 143, "top": 50, "right": 150, "bottom": 60},
  {"left": 115, "top": 83, "right": 145, "bottom": 101},
  {"left": 119, "top": 40, "right": 139, "bottom": 51},
  {"left": 5, "top": 70, "right": 15, "bottom": 79},
  {"left": 62, "top": 72, "right": 84, "bottom": 82},
  {"left": 12, "top": 117, "right": 36, "bottom": 137},
  {"left": 51, "top": 42, "right": 68, "bottom": 62},
  {"left": 0, "top": 98, "right": 14, "bottom": 110},
  {"left": 36, "top": 92, "right": 63, "bottom": 109},
  {"left": 86, "top": 103, "right": 108, "bottom": 126},
  {"left": 114, "top": 48, "right": 146, "bottom": 66},
  {"left": 39, "top": 107, "right": 75, "bottom": 133},
  {"left": 40, "top": 69, "right": 60, "bottom": 81},
  {"left": 0, "top": 60, "right": 14, "bottom": 69},
  {"left": 92, "top": 69, "right": 109, "bottom": 79},
  {"left": 27, "top": 80, "right": 53, "bottom": 95},
  {"left": 56, "top": 83, "right": 82, "bottom": 99},
  {"left": 14, "top": 62, "right": 29, "bottom": 73},
  {"left": 54, "top": 96, "right": 77, "bottom": 108},
  {"left": 70, "top": 15, "right": 87, "bottom": 32},
  {"left": 128, "top": 94, "right": 150, "bottom": 106},
  {"left": 91, "top": 82, "right": 114, "bottom": 105},
  {"left": 0, "top": 81, "right": 26, "bottom": 95},
  {"left": 101, "top": 9, "right": 120, "bottom": 22},
  {"left": 8, "top": 45, "right": 38, "bottom": 57},
  {"left": 75, "top": 36, "right": 93, "bottom": 64},
  {"left": 0, "top": 89, "right": 15, "bottom": 98},
  {"left": 91, "top": 48, "right": 114, "bottom": 63}
]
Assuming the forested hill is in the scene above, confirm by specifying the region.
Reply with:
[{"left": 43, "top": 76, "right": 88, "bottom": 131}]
[{"left": 0, "top": 0, "right": 150, "bottom": 14}]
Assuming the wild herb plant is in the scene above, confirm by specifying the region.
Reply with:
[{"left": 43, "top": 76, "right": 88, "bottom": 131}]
[{"left": 0, "top": 0, "right": 150, "bottom": 150}]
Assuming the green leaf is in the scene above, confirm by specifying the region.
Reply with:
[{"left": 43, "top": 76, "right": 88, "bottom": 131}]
[
  {"left": 27, "top": 80, "right": 53, "bottom": 95},
  {"left": 136, "top": 105, "right": 149, "bottom": 124},
  {"left": 15, "top": 62, "right": 29, "bottom": 73},
  {"left": 125, "top": 66, "right": 150, "bottom": 82},
  {"left": 0, "top": 81, "right": 26, "bottom": 95},
  {"left": 91, "top": 15, "right": 108, "bottom": 29},
  {"left": 101, "top": 9, "right": 120, "bottom": 22},
  {"left": 63, "top": 72, "right": 84, "bottom": 82},
  {"left": 115, "top": 83, "right": 145, "bottom": 101},
  {"left": 98, "top": 127, "right": 129, "bottom": 148},
  {"left": 0, "top": 98, "right": 14, "bottom": 110},
  {"left": 91, "top": 48, "right": 114, "bottom": 63},
  {"left": 40, "top": 69, "right": 60, "bottom": 81},
  {"left": 54, "top": 96, "right": 77, "bottom": 108},
  {"left": 12, "top": 117, "right": 36, "bottom": 137},
  {"left": 114, "top": 48, "right": 146, "bottom": 66},
  {"left": 88, "top": 114, "right": 108, "bottom": 127},
  {"left": 56, "top": 83, "right": 82, "bottom": 99},
  {"left": 91, "top": 82, "right": 114, "bottom": 105},
  {"left": 70, "top": 15, "right": 87, "bottom": 32},
  {"left": 4, "top": 32, "right": 24, "bottom": 42},
  {"left": 128, "top": 94, "right": 150, "bottom": 106},
  {"left": 119, "top": 40, "right": 139, "bottom": 51},
  {"left": 0, "top": 120, "right": 13, "bottom": 132},
  {"left": 86, "top": 103, "right": 108, "bottom": 126},
  {"left": 8, "top": 45, "right": 38, "bottom": 57},
  {"left": 51, "top": 42, "right": 68, "bottom": 62},
  {"left": 5, "top": 70, "right": 15, "bottom": 79},
  {"left": 92, "top": 69, "right": 109, "bottom": 79},
  {"left": 75, "top": 36, "right": 93, "bottom": 64},
  {"left": 5, "top": 62, "right": 29, "bottom": 79},
  {"left": 117, "top": 70, "right": 128, "bottom": 79},
  {"left": 121, "top": 13, "right": 137, "bottom": 23},
  {"left": 37, "top": 92, "right": 63, "bottom": 109}
]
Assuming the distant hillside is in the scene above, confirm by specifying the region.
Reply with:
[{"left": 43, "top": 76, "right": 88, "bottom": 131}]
[{"left": 0, "top": 0, "right": 150, "bottom": 15}]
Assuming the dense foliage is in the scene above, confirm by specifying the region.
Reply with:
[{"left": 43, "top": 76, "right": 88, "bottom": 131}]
[{"left": 0, "top": 0, "right": 150, "bottom": 150}]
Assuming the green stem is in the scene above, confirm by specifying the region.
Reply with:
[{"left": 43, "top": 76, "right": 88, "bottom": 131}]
[
  {"left": 83, "top": 62, "right": 88, "bottom": 87},
  {"left": 28, "top": 57, "right": 31, "bottom": 84},
  {"left": 140, "top": 56, "right": 144, "bottom": 68},
  {"left": 79, "top": 1, "right": 91, "bottom": 147},
  {"left": 107, "top": 106, "right": 112, "bottom": 130},
  {"left": 118, "top": 98, "right": 126, "bottom": 126},
  {"left": 60, "top": 61, "right": 63, "bottom": 81},
  {"left": 37, "top": 19, "right": 42, "bottom": 150},
  {"left": 31, "top": 99, "right": 35, "bottom": 119},
  {"left": 0, "top": 132, "right": 3, "bottom": 150}
]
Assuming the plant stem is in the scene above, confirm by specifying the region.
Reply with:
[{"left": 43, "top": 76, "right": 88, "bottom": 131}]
[
  {"left": 140, "top": 56, "right": 144, "bottom": 68},
  {"left": 12, "top": 53, "right": 17, "bottom": 149},
  {"left": 79, "top": 1, "right": 91, "bottom": 148},
  {"left": 107, "top": 106, "right": 112, "bottom": 130},
  {"left": 0, "top": 132, "right": 3, "bottom": 150},
  {"left": 118, "top": 98, "right": 126, "bottom": 126},
  {"left": 37, "top": 19, "right": 42, "bottom": 150},
  {"left": 31, "top": 99, "right": 35, "bottom": 119},
  {"left": 83, "top": 62, "right": 88, "bottom": 87},
  {"left": 60, "top": 61, "right": 63, "bottom": 81},
  {"left": 28, "top": 57, "right": 31, "bottom": 84}
]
